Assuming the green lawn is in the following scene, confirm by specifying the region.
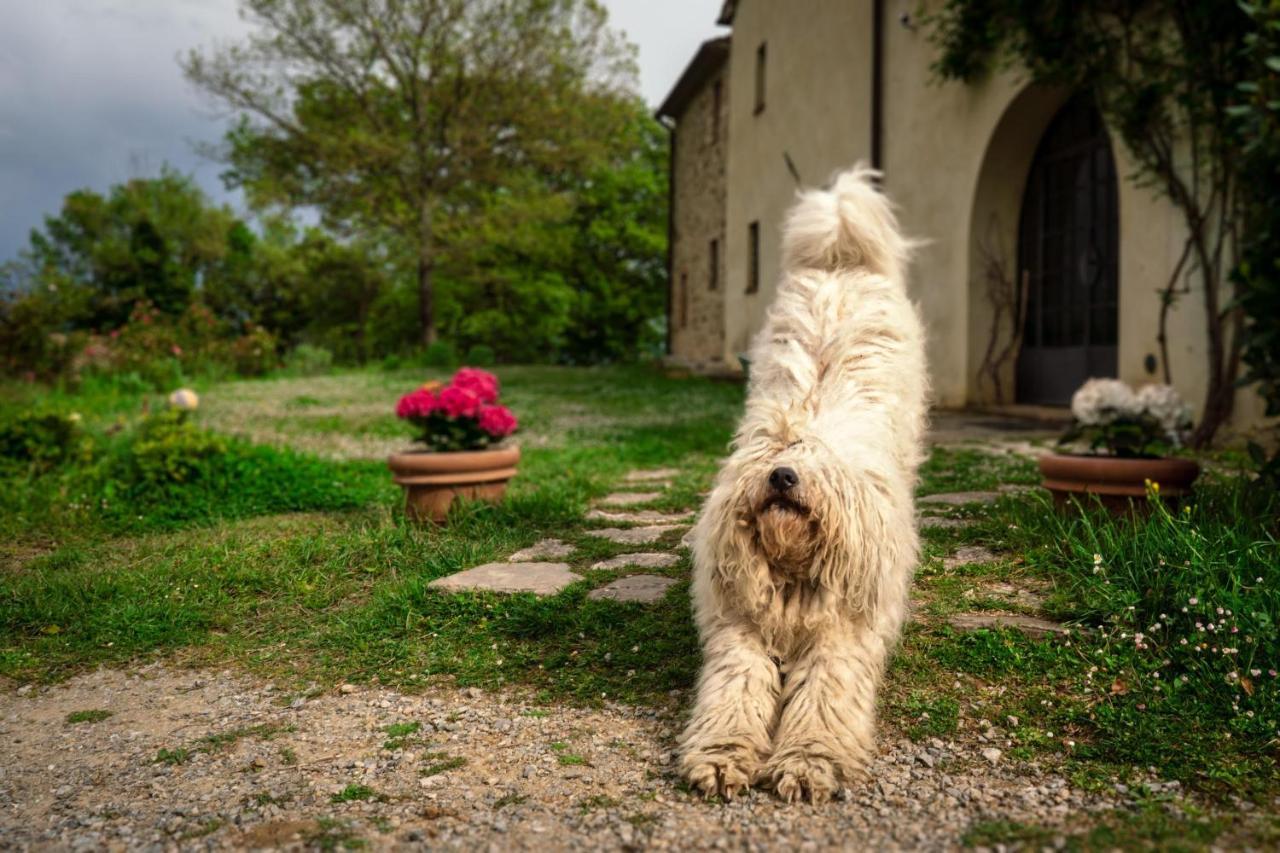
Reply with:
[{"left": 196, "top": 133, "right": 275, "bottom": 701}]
[{"left": 2, "top": 364, "right": 1277, "bottom": 839}]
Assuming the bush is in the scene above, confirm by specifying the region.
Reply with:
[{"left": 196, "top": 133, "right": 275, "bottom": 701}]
[
  {"left": 128, "top": 410, "right": 227, "bottom": 485},
  {"left": 281, "top": 343, "right": 334, "bottom": 377},
  {"left": 463, "top": 344, "right": 496, "bottom": 367},
  {"left": 419, "top": 341, "right": 458, "bottom": 369},
  {"left": 0, "top": 411, "right": 90, "bottom": 471}
]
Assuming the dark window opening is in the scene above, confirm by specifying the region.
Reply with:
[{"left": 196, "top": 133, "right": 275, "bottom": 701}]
[
  {"left": 754, "top": 43, "right": 766, "bottom": 115},
  {"left": 709, "top": 238, "right": 719, "bottom": 291},
  {"left": 746, "top": 222, "right": 760, "bottom": 294}
]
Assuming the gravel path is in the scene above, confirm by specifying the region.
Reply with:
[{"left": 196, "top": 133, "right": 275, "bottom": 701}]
[{"left": 1, "top": 665, "right": 1131, "bottom": 851}]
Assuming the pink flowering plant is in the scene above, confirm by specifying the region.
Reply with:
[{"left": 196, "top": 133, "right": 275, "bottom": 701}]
[{"left": 395, "top": 367, "right": 518, "bottom": 451}]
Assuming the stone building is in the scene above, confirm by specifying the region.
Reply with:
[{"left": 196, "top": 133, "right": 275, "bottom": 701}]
[
  {"left": 657, "top": 0, "right": 1266, "bottom": 430},
  {"left": 657, "top": 36, "right": 730, "bottom": 371}
]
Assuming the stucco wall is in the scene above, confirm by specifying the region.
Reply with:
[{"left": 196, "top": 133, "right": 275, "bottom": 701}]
[
  {"left": 721, "top": 0, "right": 874, "bottom": 362},
  {"left": 669, "top": 64, "right": 728, "bottom": 367}
]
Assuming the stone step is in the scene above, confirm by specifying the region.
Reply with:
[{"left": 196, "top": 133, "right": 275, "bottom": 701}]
[
  {"left": 942, "top": 545, "right": 997, "bottom": 569},
  {"left": 584, "top": 526, "right": 680, "bottom": 545},
  {"left": 588, "top": 574, "right": 678, "bottom": 603},
  {"left": 623, "top": 468, "right": 680, "bottom": 482},
  {"left": 590, "top": 552, "right": 679, "bottom": 570},
  {"left": 428, "top": 562, "right": 580, "bottom": 596},
  {"left": 946, "top": 612, "right": 1070, "bottom": 640},
  {"left": 507, "top": 539, "right": 575, "bottom": 562},
  {"left": 598, "top": 491, "right": 662, "bottom": 507},
  {"left": 919, "top": 490, "right": 1001, "bottom": 507},
  {"left": 585, "top": 508, "right": 694, "bottom": 524}
]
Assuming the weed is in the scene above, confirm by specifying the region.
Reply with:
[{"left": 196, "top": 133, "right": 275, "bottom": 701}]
[
  {"left": 65, "top": 709, "right": 112, "bottom": 725},
  {"left": 155, "top": 747, "right": 192, "bottom": 766},
  {"left": 493, "top": 792, "right": 528, "bottom": 809},
  {"left": 381, "top": 720, "right": 421, "bottom": 750},
  {"left": 422, "top": 754, "right": 467, "bottom": 776},
  {"left": 330, "top": 784, "right": 377, "bottom": 803}
]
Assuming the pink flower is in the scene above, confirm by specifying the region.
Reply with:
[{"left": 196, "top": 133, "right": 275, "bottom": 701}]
[
  {"left": 171, "top": 344, "right": 183, "bottom": 357},
  {"left": 438, "top": 384, "right": 482, "bottom": 419},
  {"left": 395, "top": 388, "right": 438, "bottom": 419},
  {"left": 478, "top": 404, "right": 518, "bottom": 437},
  {"left": 451, "top": 367, "right": 500, "bottom": 404}
]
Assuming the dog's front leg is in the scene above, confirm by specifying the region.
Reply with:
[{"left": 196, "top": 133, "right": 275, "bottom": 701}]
[
  {"left": 764, "top": 621, "right": 885, "bottom": 803},
  {"left": 678, "top": 618, "right": 780, "bottom": 799}
]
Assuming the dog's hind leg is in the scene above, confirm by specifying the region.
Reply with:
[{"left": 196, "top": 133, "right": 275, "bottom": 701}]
[
  {"left": 763, "top": 620, "right": 886, "bottom": 803},
  {"left": 678, "top": 619, "right": 780, "bottom": 799}
]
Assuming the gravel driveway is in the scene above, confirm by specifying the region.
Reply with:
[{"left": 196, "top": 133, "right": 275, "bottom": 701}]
[{"left": 1, "top": 664, "right": 1128, "bottom": 851}]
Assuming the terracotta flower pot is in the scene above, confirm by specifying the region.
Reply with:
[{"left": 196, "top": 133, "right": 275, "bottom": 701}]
[
  {"left": 1038, "top": 452, "right": 1200, "bottom": 513},
  {"left": 387, "top": 446, "right": 520, "bottom": 524}
]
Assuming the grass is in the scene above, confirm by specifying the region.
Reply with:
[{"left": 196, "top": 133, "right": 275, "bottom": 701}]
[
  {"left": 65, "top": 708, "right": 113, "bottom": 724},
  {"left": 3, "top": 363, "right": 1278, "bottom": 832},
  {"left": 330, "top": 784, "right": 378, "bottom": 803}
]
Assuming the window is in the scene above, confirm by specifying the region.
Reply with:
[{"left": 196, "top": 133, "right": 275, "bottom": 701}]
[
  {"left": 754, "top": 42, "right": 766, "bottom": 114},
  {"left": 711, "top": 79, "right": 722, "bottom": 144},
  {"left": 746, "top": 222, "right": 760, "bottom": 294},
  {"left": 679, "top": 272, "right": 689, "bottom": 327},
  {"left": 709, "top": 238, "right": 719, "bottom": 291}
]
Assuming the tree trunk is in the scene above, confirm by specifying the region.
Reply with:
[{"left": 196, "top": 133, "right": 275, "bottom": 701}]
[{"left": 417, "top": 203, "right": 437, "bottom": 346}]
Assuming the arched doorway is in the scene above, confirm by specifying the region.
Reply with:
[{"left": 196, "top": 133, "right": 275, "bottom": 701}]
[{"left": 1015, "top": 93, "right": 1119, "bottom": 404}]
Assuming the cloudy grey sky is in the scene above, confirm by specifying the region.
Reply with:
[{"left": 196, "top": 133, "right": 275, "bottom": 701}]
[{"left": 0, "top": 0, "right": 725, "bottom": 263}]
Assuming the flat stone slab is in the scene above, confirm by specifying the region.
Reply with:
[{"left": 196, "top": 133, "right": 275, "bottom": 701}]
[
  {"left": 507, "top": 539, "right": 575, "bottom": 561},
  {"left": 429, "top": 562, "right": 580, "bottom": 596},
  {"left": 585, "top": 508, "right": 694, "bottom": 524},
  {"left": 599, "top": 491, "right": 662, "bottom": 507},
  {"left": 985, "top": 582, "right": 1046, "bottom": 609},
  {"left": 919, "top": 516, "right": 969, "bottom": 530},
  {"left": 591, "top": 552, "right": 680, "bottom": 570},
  {"left": 588, "top": 574, "right": 678, "bottom": 603},
  {"left": 919, "top": 491, "right": 1001, "bottom": 507},
  {"left": 624, "top": 468, "right": 680, "bottom": 482},
  {"left": 943, "top": 545, "right": 998, "bottom": 570},
  {"left": 680, "top": 528, "right": 697, "bottom": 549},
  {"left": 584, "top": 526, "right": 680, "bottom": 544},
  {"left": 947, "top": 612, "right": 1070, "bottom": 640}
]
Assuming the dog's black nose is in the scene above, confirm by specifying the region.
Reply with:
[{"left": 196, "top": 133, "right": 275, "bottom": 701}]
[{"left": 768, "top": 466, "right": 799, "bottom": 493}]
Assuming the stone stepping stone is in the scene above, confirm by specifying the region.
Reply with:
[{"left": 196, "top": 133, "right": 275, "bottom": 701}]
[
  {"left": 985, "top": 582, "right": 1046, "bottom": 609},
  {"left": 585, "top": 508, "right": 694, "bottom": 524},
  {"left": 584, "top": 526, "right": 679, "bottom": 544},
  {"left": 507, "top": 539, "right": 575, "bottom": 561},
  {"left": 680, "top": 528, "right": 697, "bottom": 549},
  {"left": 943, "top": 545, "right": 997, "bottom": 570},
  {"left": 919, "top": 516, "right": 969, "bottom": 530},
  {"left": 588, "top": 574, "right": 677, "bottom": 603},
  {"left": 919, "top": 490, "right": 1001, "bottom": 507},
  {"left": 428, "top": 562, "right": 580, "bottom": 596},
  {"left": 624, "top": 468, "right": 680, "bottom": 482},
  {"left": 591, "top": 552, "right": 680, "bottom": 570},
  {"left": 599, "top": 491, "right": 662, "bottom": 507},
  {"left": 946, "top": 612, "right": 1069, "bottom": 640}
]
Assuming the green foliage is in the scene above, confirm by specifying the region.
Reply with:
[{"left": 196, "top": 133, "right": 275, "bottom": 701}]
[
  {"left": 463, "top": 345, "right": 496, "bottom": 367},
  {"left": 282, "top": 343, "right": 334, "bottom": 377},
  {"left": 1059, "top": 415, "right": 1173, "bottom": 459},
  {"left": 0, "top": 410, "right": 89, "bottom": 471},
  {"left": 128, "top": 410, "right": 227, "bottom": 486},
  {"left": 418, "top": 341, "right": 458, "bottom": 369},
  {"left": 65, "top": 709, "right": 112, "bottom": 724},
  {"left": 1234, "top": 1, "right": 1280, "bottom": 479},
  {"left": 330, "top": 784, "right": 377, "bottom": 803}
]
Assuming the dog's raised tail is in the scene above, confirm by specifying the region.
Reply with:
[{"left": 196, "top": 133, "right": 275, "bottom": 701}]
[{"left": 780, "top": 163, "right": 911, "bottom": 280}]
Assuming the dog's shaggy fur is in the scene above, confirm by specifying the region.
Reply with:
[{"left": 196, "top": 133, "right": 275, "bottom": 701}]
[{"left": 679, "top": 165, "right": 928, "bottom": 803}]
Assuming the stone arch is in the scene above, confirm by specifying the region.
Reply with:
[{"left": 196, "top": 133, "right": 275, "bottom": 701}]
[{"left": 965, "top": 83, "right": 1071, "bottom": 405}]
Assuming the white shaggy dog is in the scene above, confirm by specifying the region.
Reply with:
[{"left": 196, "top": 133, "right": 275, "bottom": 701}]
[{"left": 679, "top": 165, "right": 928, "bottom": 803}]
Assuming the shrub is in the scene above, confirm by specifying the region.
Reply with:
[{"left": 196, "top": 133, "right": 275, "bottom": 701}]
[
  {"left": 463, "top": 344, "right": 496, "bottom": 367},
  {"left": 128, "top": 410, "right": 227, "bottom": 485},
  {"left": 419, "top": 341, "right": 458, "bottom": 369},
  {"left": 0, "top": 411, "right": 90, "bottom": 471},
  {"left": 282, "top": 343, "right": 334, "bottom": 377},
  {"left": 224, "top": 326, "right": 278, "bottom": 376}
]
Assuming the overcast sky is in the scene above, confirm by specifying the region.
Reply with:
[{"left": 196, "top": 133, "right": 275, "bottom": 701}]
[{"left": 0, "top": 0, "right": 725, "bottom": 263}]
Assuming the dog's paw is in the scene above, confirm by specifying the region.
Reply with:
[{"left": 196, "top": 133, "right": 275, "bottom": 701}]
[
  {"left": 680, "top": 747, "right": 759, "bottom": 800},
  {"left": 765, "top": 751, "right": 842, "bottom": 804}
]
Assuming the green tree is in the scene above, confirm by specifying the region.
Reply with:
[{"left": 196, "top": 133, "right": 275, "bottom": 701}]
[
  {"left": 183, "top": 0, "right": 637, "bottom": 347},
  {"left": 927, "top": 0, "right": 1252, "bottom": 446}
]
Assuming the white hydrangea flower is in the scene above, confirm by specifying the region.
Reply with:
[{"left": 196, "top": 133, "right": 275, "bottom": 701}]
[
  {"left": 168, "top": 388, "right": 200, "bottom": 411},
  {"left": 1070, "top": 378, "right": 1139, "bottom": 426},
  {"left": 1136, "top": 383, "right": 1192, "bottom": 443}
]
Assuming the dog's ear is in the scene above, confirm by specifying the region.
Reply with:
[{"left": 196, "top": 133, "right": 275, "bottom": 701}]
[
  {"left": 695, "top": 499, "right": 774, "bottom": 622},
  {"left": 812, "top": 468, "right": 911, "bottom": 618}
]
